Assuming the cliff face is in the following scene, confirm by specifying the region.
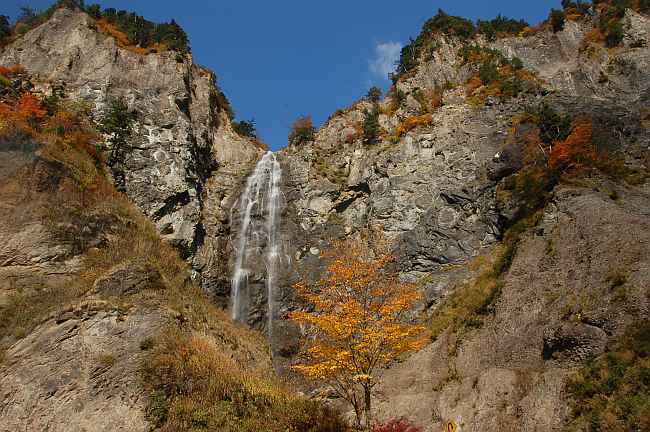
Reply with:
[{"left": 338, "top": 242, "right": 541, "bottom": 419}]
[
  {"left": 1, "top": 3, "right": 650, "bottom": 432},
  {"left": 0, "top": 7, "right": 263, "bottom": 292},
  {"left": 263, "top": 7, "right": 650, "bottom": 430},
  {"left": 0, "top": 7, "right": 271, "bottom": 432},
  {"left": 268, "top": 9, "right": 649, "bottom": 308}
]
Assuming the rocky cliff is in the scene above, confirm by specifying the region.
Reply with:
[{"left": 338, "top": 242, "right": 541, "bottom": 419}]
[
  {"left": 1, "top": 2, "right": 649, "bottom": 432},
  {"left": 263, "top": 6, "right": 650, "bottom": 430},
  {"left": 0, "top": 6, "right": 263, "bottom": 294}
]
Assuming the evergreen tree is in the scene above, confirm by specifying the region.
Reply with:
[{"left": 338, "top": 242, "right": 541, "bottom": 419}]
[
  {"left": 232, "top": 119, "right": 257, "bottom": 138},
  {"left": 366, "top": 86, "right": 382, "bottom": 103},
  {"left": 0, "top": 15, "right": 11, "bottom": 41},
  {"left": 363, "top": 104, "right": 381, "bottom": 144},
  {"left": 99, "top": 97, "right": 135, "bottom": 191},
  {"left": 550, "top": 9, "right": 566, "bottom": 33}
]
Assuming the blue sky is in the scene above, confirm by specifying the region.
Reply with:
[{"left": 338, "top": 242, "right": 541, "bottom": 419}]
[{"left": 3, "top": 1, "right": 562, "bottom": 150}]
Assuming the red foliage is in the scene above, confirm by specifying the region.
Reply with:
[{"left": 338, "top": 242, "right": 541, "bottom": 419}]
[
  {"left": 373, "top": 419, "right": 423, "bottom": 432},
  {"left": 15, "top": 93, "right": 47, "bottom": 122},
  {"left": 0, "top": 64, "right": 26, "bottom": 78},
  {"left": 549, "top": 119, "right": 596, "bottom": 171}
]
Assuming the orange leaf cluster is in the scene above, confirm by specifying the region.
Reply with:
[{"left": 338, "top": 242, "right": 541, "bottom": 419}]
[
  {"left": 95, "top": 19, "right": 166, "bottom": 55},
  {"left": 0, "top": 64, "right": 25, "bottom": 78},
  {"left": 393, "top": 114, "right": 433, "bottom": 140},
  {"left": 15, "top": 93, "right": 47, "bottom": 121},
  {"left": 0, "top": 92, "right": 47, "bottom": 136},
  {"left": 96, "top": 19, "right": 132, "bottom": 48},
  {"left": 549, "top": 119, "right": 596, "bottom": 171},
  {"left": 0, "top": 85, "right": 109, "bottom": 206}
]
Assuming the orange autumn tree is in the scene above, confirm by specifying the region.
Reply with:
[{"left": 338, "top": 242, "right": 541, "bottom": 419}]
[
  {"left": 549, "top": 118, "right": 596, "bottom": 171},
  {"left": 290, "top": 235, "right": 427, "bottom": 428}
]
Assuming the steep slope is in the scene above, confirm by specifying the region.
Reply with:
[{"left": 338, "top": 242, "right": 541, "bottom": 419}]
[
  {"left": 259, "top": 5, "right": 649, "bottom": 430},
  {"left": 1, "top": 2, "right": 649, "bottom": 431},
  {"left": 0, "top": 6, "right": 263, "bottom": 294},
  {"left": 0, "top": 6, "right": 342, "bottom": 432},
  {"left": 0, "top": 94, "right": 271, "bottom": 431}
]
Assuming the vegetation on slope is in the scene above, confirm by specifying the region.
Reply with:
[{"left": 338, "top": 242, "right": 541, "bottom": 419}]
[
  {"left": 459, "top": 45, "right": 540, "bottom": 105},
  {"left": 564, "top": 322, "right": 650, "bottom": 431},
  {"left": 393, "top": 9, "right": 529, "bottom": 82},
  {"left": 1, "top": 0, "right": 189, "bottom": 54},
  {"left": 0, "top": 66, "right": 344, "bottom": 431},
  {"left": 393, "top": 1, "right": 650, "bottom": 83},
  {"left": 428, "top": 102, "right": 648, "bottom": 349},
  {"left": 143, "top": 330, "right": 346, "bottom": 432}
]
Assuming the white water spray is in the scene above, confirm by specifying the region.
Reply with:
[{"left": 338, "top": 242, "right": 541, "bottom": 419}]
[{"left": 231, "top": 151, "right": 282, "bottom": 338}]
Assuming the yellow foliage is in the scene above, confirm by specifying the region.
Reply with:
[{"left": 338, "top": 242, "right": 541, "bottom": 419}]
[
  {"left": 290, "top": 235, "right": 427, "bottom": 426},
  {"left": 392, "top": 114, "right": 433, "bottom": 141}
]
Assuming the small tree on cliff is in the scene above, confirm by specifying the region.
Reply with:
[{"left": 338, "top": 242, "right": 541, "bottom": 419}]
[
  {"left": 0, "top": 15, "right": 11, "bottom": 41},
  {"left": 99, "top": 97, "right": 134, "bottom": 191},
  {"left": 290, "top": 235, "right": 427, "bottom": 429},
  {"left": 288, "top": 115, "right": 315, "bottom": 146}
]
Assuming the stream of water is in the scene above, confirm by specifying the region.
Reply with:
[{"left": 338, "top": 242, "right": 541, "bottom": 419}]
[{"left": 230, "top": 151, "right": 282, "bottom": 338}]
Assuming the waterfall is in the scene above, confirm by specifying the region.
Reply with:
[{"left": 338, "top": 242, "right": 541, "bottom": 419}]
[{"left": 231, "top": 151, "right": 282, "bottom": 338}]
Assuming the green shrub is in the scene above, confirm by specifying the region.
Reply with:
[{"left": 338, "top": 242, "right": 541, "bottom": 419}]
[
  {"left": 99, "top": 97, "right": 135, "bottom": 190},
  {"left": 394, "top": 88, "right": 406, "bottom": 108},
  {"left": 477, "top": 15, "right": 529, "bottom": 40},
  {"left": 604, "top": 20, "right": 624, "bottom": 47},
  {"left": 534, "top": 103, "right": 573, "bottom": 145},
  {"left": 367, "top": 86, "right": 382, "bottom": 103},
  {"left": 511, "top": 57, "right": 524, "bottom": 70},
  {"left": 394, "top": 9, "right": 475, "bottom": 82},
  {"left": 550, "top": 9, "right": 566, "bottom": 32},
  {"left": 363, "top": 104, "right": 381, "bottom": 144},
  {"left": 232, "top": 119, "right": 257, "bottom": 138},
  {"left": 11, "top": 1, "right": 190, "bottom": 53},
  {"left": 479, "top": 60, "right": 500, "bottom": 85},
  {"left": 423, "top": 9, "right": 476, "bottom": 39},
  {"left": 562, "top": 0, "right": 591, "bottom": 14},
  {"left": 564, "top": 322, "right": 650, "bottom": 432},
  {"left": 146, "top": 390, "right": 169, "bottom": 428},
  {"left": 0, "top": 15, "right": 10, "bottom": 41}
]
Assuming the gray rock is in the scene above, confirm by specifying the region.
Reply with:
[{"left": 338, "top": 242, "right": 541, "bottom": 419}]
[
  {"left": 0, "top": 307, "right": 165, "bottom": 432},
  {"left": 0, "top": 8, "right": 263, "bottom": 285},
  {"left": 542, "top": 322, "right": 608, "bottom": 362},
  {"left": 94, "top": 263, "right": 165, "bottom": 296}
]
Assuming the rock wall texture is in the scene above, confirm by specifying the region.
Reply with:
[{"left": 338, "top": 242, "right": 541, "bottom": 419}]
[
  {"left": 373, "top": 182, "right": 650, "bottom": 431},
  {"left": 0, "top": 306, "right": 164, "bottom": 432},
  {"left": 0, "top": 4, "right": 649, "bottom": 432},
  {"left": 261, "top": 7, "right": 650, "bottom": 429},
  {"left": 259, "top": 9, "right": 650, "bottom": 338},
  {"left": 0, "top": 7, "right": 263, "bottom": 291}
]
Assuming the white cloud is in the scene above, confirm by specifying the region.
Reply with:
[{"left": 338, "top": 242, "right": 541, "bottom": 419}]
[{"left": 369, "top": 41, "right": 402, "bottom": 80}]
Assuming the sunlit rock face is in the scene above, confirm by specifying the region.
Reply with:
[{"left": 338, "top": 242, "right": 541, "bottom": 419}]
[{"left": 0, "top": 7, "right": 263, "bottom": 291}]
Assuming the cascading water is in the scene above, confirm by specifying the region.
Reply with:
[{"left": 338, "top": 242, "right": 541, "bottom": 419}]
[{"left": 230, "top": 151, "right": 282, "bottom": 338}]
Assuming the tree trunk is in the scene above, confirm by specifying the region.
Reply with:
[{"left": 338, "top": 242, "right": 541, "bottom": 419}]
[
  {"left": 353, "top": 402, "right": 362, "bottom": 429},
  {"left": 363, "top": 384, "right": 372, "bottom": 429}
]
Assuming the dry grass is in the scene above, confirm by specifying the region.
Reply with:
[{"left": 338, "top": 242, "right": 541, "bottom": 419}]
[
  {"left": 143, "top": 330, "right": 347, "bottom": 432},
  {"left": 429, "top": 247, "right": 506, "bottom": 342}
]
